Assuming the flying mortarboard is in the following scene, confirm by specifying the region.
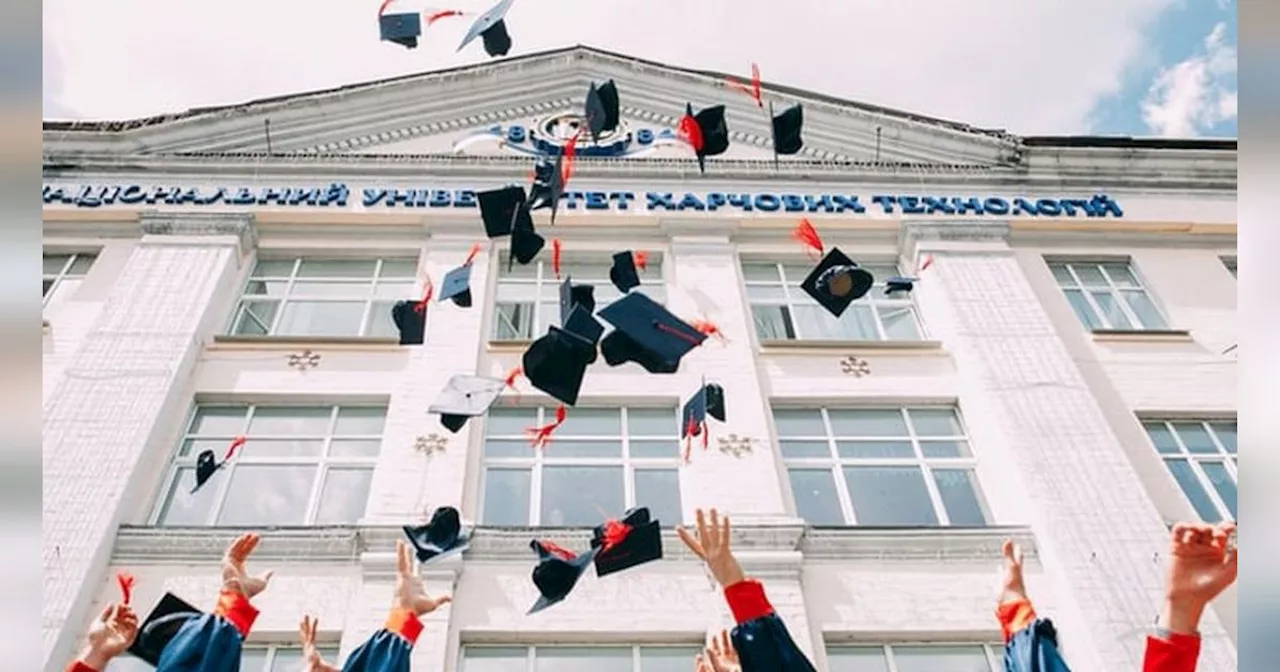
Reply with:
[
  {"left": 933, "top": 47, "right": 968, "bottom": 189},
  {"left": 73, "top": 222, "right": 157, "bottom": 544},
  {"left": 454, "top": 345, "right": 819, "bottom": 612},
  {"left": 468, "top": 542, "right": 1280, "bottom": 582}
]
[
  {"left": 679, "top": 104, "right": 730, "bottom": 175},
  {"left": 378, "top": 11, "right": 422, "bottom": 49},
  {"left": 428, "top": 374, "right": 506, "bottom": 433},
  {"left": 608, "top": 251, "right": 645, "bottom": 293},
  {"left": 403, "top": 506, "right": 471, "bottom": 564},
  {"left": 559, "top": 276, "right": 596, "bottom": 318},
  {"left": 681, "top": 380, "right": 726, "bottom": 461},
  {"left": 528, "top": 144, "right": 576, "bottom": 226},
  {"left": 478, "top": 185, "right": 532, "bottom": 239},
  {"left": 437, "top": 264, "right": 474, "bottom": 308},
  {"left": 597, "top": 292, "right": 707, "bottom": 374},
  {"left": 192, "top": 437, "right": 244, "bottom": 494},
  {"left": 799, "top": 248, "right": 875, "bottom": 318},
  {"left": 584, "top": 80, "right": 621, "bottom": 144},
  {"left": 528, "top": 540, "right": 599, "bottom": 614},
  {"left": 457, "top": 0, "right": 515, "bottom": 57},
  {"left": 769, "top": 102, "right": 804, "bottom": 167},
  {"left": 589, "top": 507, "right": 663, "bottom": 578},
  {"left": 391, "top": 300, "right": 426, "bottom": 345},
  {"left": 559, "top": 277, "right": 603, "bottom": 353},
  {"left": 128, "top": 592, "right": 204, "bottom": 666},
  {"left": 510, "top": 218, "right": 546, "bottom": 270},
  {"left": 522, "top": 327, "right": 595, "bottom": 406},
  {"left": 884, "top": 276, "right": 917, "bottom": 295}
]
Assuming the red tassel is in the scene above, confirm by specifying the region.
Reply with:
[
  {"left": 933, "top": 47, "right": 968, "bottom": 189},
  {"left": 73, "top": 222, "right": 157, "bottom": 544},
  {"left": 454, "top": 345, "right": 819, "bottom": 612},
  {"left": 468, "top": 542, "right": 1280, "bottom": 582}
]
[
  {"left": 791, "top": 218, "right": 824, "bottom": 259},
  {"left": 116, "top": 571, "right": 135, "bottom": 605},
  {"left": 539, "top": 540, "right": 576, "bottom": 561},
  {"left": 425, "top": 8, "right": 466, "bottom": 24},
  {"left": 552, "top": 239, "right": 563, "bottom": 279},
  {"left": 691, "top": 319, "right": 726, "bottom": 343},
  {"left": 702, "top": 421, "right": 709, "bottom": 451},
  {"left": 678, "top": 114, "right": 704, "bottom": 152},
  {"left": 725, "top": 63, "right": 763, "bottom": 108},
  {"left": 561, "top": 132, "right": 581, "bottom": 186},
  {"left": 526, "top": 405, "right": 567, "bottom": 451},
  {"left": 601, "top": 519, "right": 632, "bottom": 552},
  {"left": 224, "top": 436, "right": 246, "bottom": 461},
  {"left": 655, "top": 322, "right": 702, "bottom": 345},
  {"left": 634, "top": 250, "right": 649, "bottom": 271},
  {"left": 920, "top": 254, "right": 935, "bottom": 272},
  {"left": 414, "top": 276, "right": 434, "bottom": 314},
  {"left": 463, "top": 243, "right": 483, "bottom": 266},
  {"left": 377, "top": 0, "right": 395, "bottom": 16},
  {"left": 504, "top": 367, "right": 522, "bottom": 390}
]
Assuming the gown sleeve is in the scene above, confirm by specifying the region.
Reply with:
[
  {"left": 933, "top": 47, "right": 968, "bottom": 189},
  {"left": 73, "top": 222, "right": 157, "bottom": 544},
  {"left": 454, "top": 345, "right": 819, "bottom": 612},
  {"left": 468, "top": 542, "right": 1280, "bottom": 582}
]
[
  {"left": 337, "top": 608, "right": 423, "bottom": 672},
  {"left": 723, "top": 580, "right": 818, "bottom": 672},
  {"left": 154, "top": 590, "right": 260, "bottom": 672},
  {"left": 65, "top": 662, "right": 98, "bottom": 672},
  {"left": 1142, "top": 630, "right": 1201, "bottom": 672}
]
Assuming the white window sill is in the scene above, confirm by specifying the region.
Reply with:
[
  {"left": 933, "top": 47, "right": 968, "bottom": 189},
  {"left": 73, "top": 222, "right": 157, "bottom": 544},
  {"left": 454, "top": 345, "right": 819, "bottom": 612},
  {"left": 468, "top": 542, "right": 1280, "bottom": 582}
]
[
  {"left": 759, "top": 339, "right": 946, "bottom": 354},
  {"left": 1090, "top": 329, "right": 1193, "bottom": 343},
  {"left": 210, "top": 334, "right": 403, "bottom": 351}
]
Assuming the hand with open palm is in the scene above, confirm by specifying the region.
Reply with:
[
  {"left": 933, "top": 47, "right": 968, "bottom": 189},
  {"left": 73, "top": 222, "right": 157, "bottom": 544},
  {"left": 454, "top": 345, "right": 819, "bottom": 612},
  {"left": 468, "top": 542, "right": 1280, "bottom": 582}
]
[
  {"left": 1161, "top": 521, "right": 1238, "bottom": 634},
  {"left": 676, "top": 509, "right": 746, "bottom": 588},
  {"left": 998, "top": 539, "right": 1028, "bottom": 604},
  {"left": 79, "top": 604, "right": 139, "bottom": 670},
  {"left": 394, "top": 539, "right": 452, "bottom": 616},
  {"left": 298, "top": 615, "right": 340, "bottom": 672},
  {"left": 221, "top": 533, "right": 274, "bottom": 599},
  {"left": 694, "top": 629, "right": 742, "bottom": 672}
]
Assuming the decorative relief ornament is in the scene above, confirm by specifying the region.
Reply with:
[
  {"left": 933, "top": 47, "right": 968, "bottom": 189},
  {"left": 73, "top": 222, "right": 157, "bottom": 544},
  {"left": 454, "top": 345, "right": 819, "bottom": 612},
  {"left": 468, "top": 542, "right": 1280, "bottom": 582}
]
[
  {"left": 839, "top": 355, "right": 871, "bottom": 377},
  {"left": 716, "top": 434, "right": 754, "bottom": 458},
  {"left": 414, "top": 434, "right": 448, "bottom": 456},
  {"left": 287, "top": 350, "right": 321, "bottom": 371}
]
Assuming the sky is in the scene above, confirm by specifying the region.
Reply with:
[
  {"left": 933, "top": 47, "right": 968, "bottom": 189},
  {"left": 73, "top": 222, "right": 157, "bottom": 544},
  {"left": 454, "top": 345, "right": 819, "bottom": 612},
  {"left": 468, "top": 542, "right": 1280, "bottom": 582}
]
[{"left": 41, "top": 0, "right": 1237, "bottom": 138}]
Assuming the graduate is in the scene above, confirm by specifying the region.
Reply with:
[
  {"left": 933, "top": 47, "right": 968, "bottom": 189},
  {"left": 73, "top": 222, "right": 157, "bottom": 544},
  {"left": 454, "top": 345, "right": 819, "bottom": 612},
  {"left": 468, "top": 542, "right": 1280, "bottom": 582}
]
[
  {"left": 1144, "top": 521, "right": 1237, "bottom": 672},
  {"left": 297, "top": 539, "right": 452, "bottom": 671},
  {"left": 676, "top": 509, "right": 817, "bottom": 672},
  {"left": 994, "top": 539, "right": 1073, "bottom": 671}
]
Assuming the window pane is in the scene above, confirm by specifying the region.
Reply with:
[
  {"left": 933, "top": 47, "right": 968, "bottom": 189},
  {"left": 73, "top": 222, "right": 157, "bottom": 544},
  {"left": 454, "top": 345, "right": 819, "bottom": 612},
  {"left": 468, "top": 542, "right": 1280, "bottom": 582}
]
[
  {"left": 1121, "top": 290, "right": 1166, "bottom": 329},
  {"left": 379, "top": 259, "right": 419, "bottom": 278},
  {"left": 781, "top": 264, "right": 814, "bottom": 282},
  {"left": 157, "top": 468, "right": 218, "bottom": 525},
  {"left": 488, "top": 408, "right": 538, "bottom": 436},
  {"left": 629, "top": 408, "right": 677, "bottom": 436},
  {"left": 1164, "top": 459, "right": 1223, "bottom": 523},
  {"left": 329, "top": 439, "right": 383, "bottom": 458},
  {"left": 296, "top": 259, "right": 378, "bottom": 278},
  {"left": 274, "top": 301, "right": 367, "bottom": 336},
  {"left": 933, "top": 469, "right": 989, "bottom": 526},
  {"left": 1101, "top": 263, "right": 1139, "bottom": 287},
  {"left": 835, "top": 441, "right": 914, "bottom": 459},
  {"left": 366, "top": 301, "right": 400, "bottom": 338},
  {"left": 42, "top": 278, "right": 54, "bottom": 297},
  {"left": 877, "top": 306, "right": 921, "bottom": 340},
  {"left": 640, "top": 647, "right": 703, "bottom": 672},
  {"left": 486, "top": 439, "right": 534, "bottom": 458},
  {"left": 1171, "top": 423, "right": 1218, "bottom": 454},
  {"left": 1200, "top": 462, "right": 1237, "bottom": 519},
  {"left": 482, "top": 469, "right": 531, "bottom": 525},
  {"left": 634, "top": 469, "right": 682, "bottom": 525},
  {"left": 1072, "top": 265, "right": 1106, "bottom": 285},
  {"left": 180, "top": 438, "right": 235, "bottom": 458},
  {"left": 190, "top": 406, "right": 249, "bottom": 435},
  {"left": 862, "top": 264, "right": 899, "bottom": 281},
  {"left": 557, "top": 408, "right": 621, "bottom": 436},
  {"left": 789, "top": 469, "right": 845, "bottom": 525},
  {"left": 535, "top": 647, "right": 631, "bottom": 672},
  {"left": 70, "top": 253, "right": 97, "bottom": 275},
  {"left": 892, "top": 645, "right": 992, "bottom": 672},
  {"left": 780, "top": 440, "right": 830, "bottom": 458},
  {"left": 741, "top": 263, "right": 782, "bottom": 282},
  {"left": 828, "top": 409, "right": 908, "bottom": 437},
  {"left": 462, "top": 647, "right": 528, "bottom": 671},
  {"left": 495, "top": 303, "right": 534, "bottom": 339},
  {"left": 244, "top": 280, "right": 289, "bottom": 297},
  {"left": 252, "top": 259, "right": 297, "bottom": 277},
  {"left": 290, "top": 281, "right": 372, "bottom": 298},
  {"left": 1048, "top": 264, "right": 1076, "bottom": 287},
  {"left": 827, "top": 647, "right": 890, "bottom": 672},
  {"left": 239, "top": 649, "right": 270, "bottom": 672},
  {"left": 549, "top": 440, "right": 622, "bottom": 458},
  {"left": 541, "top": 466, "right": 625, "bottom": 526},
  {"left": 374, "top": 280, "right": 415, "bottom": 299},
  {"left": 105, "top": 655, "right": 154, "bottom": 672},
  {"left": 43, "top": 254, "right": 71, "bottom": 274},
  {"left": 45, "top": 278, "right": 83, "bottom": 307},
  {"left": 745, "top": 284, "right": 788, "bottom": 301},
  {"left": 630, "top": 440, "right": 679, "bottom": 459},
  {"left": 314, "top": 468, "right": 373, "bottom": 524},
  {"left": 216, "top": 465, "right": 316, "bottom": 525},
  {"left": 249, "top": 407, "right": 333, "bottom": 435},
  {"left": 1210, "top": 422, "right": 1237, "bottom": 453},
  {"left": 242, "top": 439, "right": 326, "bottom": 458},
  {"left": 843, "top": 466, "right": 938, "bottom": 526},
  {"left": 908, "top": 408, "right": 963, "bottom": 436},
  {"left": 1063, "top": 289, "right": 1102, "bottom": 330},
  {"left": 496, "top": 284, "right": 540, "bottom": 301},
  {"left": 918, "top": 440, "right": 971, "bottom": 458},
  {"left": 232, "top": 300, "right": 279, "bottom": 335},
  {"left": 751, "top": 305, "right": 793, "bottom": 340},
  {"left": 773, "top": 409, "right": 826, "bottom": 436},
  {"left": 793, "top": 304, "right": 878, "bottom": 340},
  {"left": 269, "top": 649, "right": 303, "bottom": 672},
  {"left": 335, "top": 407, "right": 387, "bottom": 435},
  {"left": 1144, "top": 422, "right": 1181, "bottom": 454},
  {"left": 1091, "top": 291, "right": 1133, "bottom": 329}
]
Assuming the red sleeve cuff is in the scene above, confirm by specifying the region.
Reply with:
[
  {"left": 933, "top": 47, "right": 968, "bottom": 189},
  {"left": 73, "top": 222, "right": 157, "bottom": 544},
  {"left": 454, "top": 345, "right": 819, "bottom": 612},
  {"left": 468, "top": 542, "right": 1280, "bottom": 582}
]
[
  {"left": 995, "top": 597, "right": 1038, "bottom": 643},
  {"left": 214, "top": 589, "right": 260, "bottom": 638},
  {"left": 1143, "top": 632, "right": 1201, "bottom": 672},
  {"left": 723, "top": 579, "right": 775, "bottom": 625},
  {"left": 66, "top": 662, "right": 98, "bottom": 672},
  {"left": 384, "top": 607, "right": 424, "bottom": 645}
]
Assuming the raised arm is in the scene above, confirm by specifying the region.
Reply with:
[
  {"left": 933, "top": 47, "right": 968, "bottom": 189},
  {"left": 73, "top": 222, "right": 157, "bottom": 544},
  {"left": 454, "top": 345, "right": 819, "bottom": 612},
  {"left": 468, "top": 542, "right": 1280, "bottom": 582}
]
[
  {"left": 1144, "top": 521, "right": 1237, "bottom": 672},
  {"left": 996, "top": 539, "right": 1072, "bottom": 671},
  {"left": 65, "top": 605, "right": 138, "bottom": 672}
]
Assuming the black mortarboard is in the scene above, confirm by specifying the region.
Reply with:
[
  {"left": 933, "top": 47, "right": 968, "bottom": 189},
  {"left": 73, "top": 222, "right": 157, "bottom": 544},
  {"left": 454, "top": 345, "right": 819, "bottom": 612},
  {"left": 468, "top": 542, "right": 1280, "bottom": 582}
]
[
  {"left": 191, "top": 438, "right": 243, "bottom": 494},
  {"left": 884, "top": 276, "right": 917, "bottom": 295},
  {"left": 799, "top": 247, "right": 875, "bottom": 318},
  {"left": 403, "top": 506, "right": 471, "bottom": 563},
  {"left": 379, "top": 12, "right": 422, "bottom": 49},
  {"left": 770, "top": 103, "right": 804, "bottom": 165},
  {"left": 128, "top": 592, "right": 203, "bottom": 666},
  {"left": 681, "top": 380, "right": 726, "bottom": 438},
  {"left": 457, "top": 0, "right": 514, "bottom": 57},
  {"left": 528, "top": 540, "right": 599, "bottom": 614},
  {"left": 509, "top": 219, "right": 545, "bottom": 271},
  {"left": 704, "top": 383, "right": 726, "bottom": 422},
  {"left": 609, "top": 251, "right": 641, "bottom": 293},
  {"left": 522, "top": 327, "right": 595, "bottom": 406},
  {"left": 597, "top": 292, "right": 707, "bottom": 374},
  {"left": 589, "top": 507, "right": 663, "bottom": 578},
  {"left": 438, "top": 264, "right": 473, "bottom": 308},
  {"left": 559, "top": 276, "right": 596, "bottom": 320},
  {"left": 428, "top": 374, "right": 506, "bottom": 433},
  {"left": 584, "top": 80, "right": 621, "bottom": 144},
  {"left": 528, "top": 156, "right": 567, "bottom": 226},
  {"left": 478, "top": 185, "right": 531, "bottom": 239},
  {"left": 559, "top": 277, "right": 602, "bottom": 351},
  {"left": 391, "top": 300, "right": 426, "bottom": 345},
  {"left": 685, "top": 103, "right": 730, "bottom": 174}
]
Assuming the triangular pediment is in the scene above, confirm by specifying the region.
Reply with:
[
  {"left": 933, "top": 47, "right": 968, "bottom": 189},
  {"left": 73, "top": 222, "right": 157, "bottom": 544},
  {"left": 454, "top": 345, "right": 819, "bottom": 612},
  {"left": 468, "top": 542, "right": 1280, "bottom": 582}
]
[{"left": 43, "top": 46, "right": 1021, "bottom": 168}]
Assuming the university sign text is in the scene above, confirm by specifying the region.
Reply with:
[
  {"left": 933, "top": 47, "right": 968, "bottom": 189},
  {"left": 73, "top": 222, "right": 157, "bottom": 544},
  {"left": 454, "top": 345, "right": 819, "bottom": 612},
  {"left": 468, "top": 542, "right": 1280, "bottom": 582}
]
[{"left": 42, "top": 183, "right": 1125, "bottom": 218}]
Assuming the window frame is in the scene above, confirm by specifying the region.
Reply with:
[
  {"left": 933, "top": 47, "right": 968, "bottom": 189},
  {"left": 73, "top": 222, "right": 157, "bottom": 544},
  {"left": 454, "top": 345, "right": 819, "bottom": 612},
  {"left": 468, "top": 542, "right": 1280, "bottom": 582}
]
[
  {"left": 227, "top": 256, "right": 420, "bottom": 338},
  {"left": 1048, "top": 259, "right": 1169, "bottom": 331},
  {"left": 1141, "top": 418, "right": 1237, "bottom": 522},
  {"left": 42, "top": 251, "right": 97, "bottom": 308},
  {"left": 150, "top": 402, "right": 386, "bottom": 527},
  {"left": 478, "top": 405, "right": 684, "bottom": 526},
  {"left": 108, "top": 643, "right": 341, "bottom": 671},
  {"left": 740, "top": 258, "right": 925, "bottom": 342},
  {"left": 1221, "top": 256, "right": 1237, "bottom": 278},
  {"left": 824, "top": 642, "right": 1003, "bottom": 672},
  {"left": 775, "top": 405, "right": 990, "bottom": 527},
  {"left": 459, "top": 643, "right": 705, "bottom": 671}
]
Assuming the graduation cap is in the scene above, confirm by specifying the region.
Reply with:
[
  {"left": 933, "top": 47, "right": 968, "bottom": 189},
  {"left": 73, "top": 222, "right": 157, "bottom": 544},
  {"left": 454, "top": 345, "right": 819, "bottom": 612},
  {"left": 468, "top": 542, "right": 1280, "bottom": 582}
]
[
  {"left": 522, "top": 327, "right": 595, "bottom": 406},
  {"left": 799, "top": 248, "right": 875, "bottom": 319},
  {"left": 678, "top": 104, "right": 730, "bottom": 174},
  {"left": 478, "top": 185, "right": 533, "bottom": 239},
  {"left": 378, "top": 11, "right": 422, "bottom": 49},
  {"left": 559, "top": 276, "right": 596, "bottom": 317},
  {"left": 391, "top": 300, "right": 426, "bottom": 345},
  {"left": 584, "top": 80, "right": 621, "bottom": 144},
  {"left": 191, "top": 437, "right": 244, "bottom": 494},
  {"left": 597, "top": 292, "right": 707, "bottom": 374},
  {"left": 437, "top": 264, "right": 474, "bottom": 308},
  {"left": 681, "top": 380, "right": 726, "bottom": 461},
  {"left": 457, "top": 0, "right": 515, "bottom": 57},
  {"left": 589, "top": 507, "right": 663, "bottom": 578},
  {"left": 884, "top": 276, "right": 917, "bottom": 296},
  {"left": 428, "top": 374, "right": 505, "bottom": 433},
  {"left": 769, "top": 102, "right": 804, "bottom": 166},
  {"left": 559, "top": 277, "right": 603, "bottom": 353},
  {"left": 528, "top": 540, "right": 599, "bottom": 614},
  {"left": 608, "top": 250, "right": 647, "bottom": 293},
  {"left": 403, "top": 506, "right": 471, "bottom": 564},
  {"left": 127, "top": 592, "right": 204, "bottom": 666},
  {"left": 527, "top": 143, "right": 577, "bottom": 226}
]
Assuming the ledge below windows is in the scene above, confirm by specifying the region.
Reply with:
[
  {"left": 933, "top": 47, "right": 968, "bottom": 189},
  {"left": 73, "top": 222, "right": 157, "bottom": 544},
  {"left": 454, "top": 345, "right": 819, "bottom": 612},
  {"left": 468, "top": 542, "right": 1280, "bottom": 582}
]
[
  {"left": 210, "top": 335, "right": 403, "bottom": 351},
  {"left": 1089, "top": 329, "right": 1194, "bottom": 344},
  {"left": 488, "top": 339, "right": 533, "bottom": 352},
  {"left": 759, "top": 340, "right": 947, "bottom": 356},
  {"left": 112, "top": 524, "right": 1035, "bottom": 564}
]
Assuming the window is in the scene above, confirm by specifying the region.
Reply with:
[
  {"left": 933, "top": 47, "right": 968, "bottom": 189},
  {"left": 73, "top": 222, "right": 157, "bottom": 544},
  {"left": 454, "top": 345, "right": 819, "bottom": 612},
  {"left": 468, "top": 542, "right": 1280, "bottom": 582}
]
[
  {"left": 493, "top": 255, "right": 665, "bottom": 340},
  {"left": 1048, "top": 261, "right": 1168, "bottom": 330},
  {"left": 742, "top": 261, "right": 922, "bottom": 342},
  {"left": 107, "top": 644, "right": 341, "bottom": 671},
  {"left": 827, "top": 643, "right": 1001, "bottom": 672},
  {"left": 155, "top": 404, "right": 385, "bottom": 526},
  {"left": 1143, "top": 419, "right": 1237, "bottom": 522},
  {"left": 775, "top": 406, "right": 990, "bottom": 527},
  {"left": 230, "top": 257, "right": 418, "bottom": 337},
  {"left": 43, "top": 252, "right": 96, "bottom": 309},
  {"left": 1222, "top": 257, "right": 1237, "bottom": 278},
  {"left": 461, "top": 645, "right": 702, "bottom": 671},
  {"left": 480, "top": 407, "right": 683, "bottom": 526}
]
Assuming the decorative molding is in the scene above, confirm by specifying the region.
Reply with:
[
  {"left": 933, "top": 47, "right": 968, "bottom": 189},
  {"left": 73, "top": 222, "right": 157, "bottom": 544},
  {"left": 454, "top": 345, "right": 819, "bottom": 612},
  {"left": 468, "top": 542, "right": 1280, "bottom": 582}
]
[
  {"left": 901, "top": 221, "right": 1012, "bottom": 244},
  {"left": 286, "top": 349, "right": 321, "bottom": 371},
  {"left": 716, "top": 434, "right": 754, "bottom": 458},
  {"left": 414, "top": 434, "right": 448, "bottom": 456},
  {"left": 138, "top": 210, "right": 258, "bottom": 253},
  {"left": 839, "top": 355, "right": 872, "bottom": 377}
]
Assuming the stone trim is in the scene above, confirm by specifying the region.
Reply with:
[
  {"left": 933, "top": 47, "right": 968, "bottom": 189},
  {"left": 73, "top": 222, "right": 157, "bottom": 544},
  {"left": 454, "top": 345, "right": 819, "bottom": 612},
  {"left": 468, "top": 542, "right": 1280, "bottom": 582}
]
[{"left": 139, "top": 211, "right": 258, "bottom": 254}]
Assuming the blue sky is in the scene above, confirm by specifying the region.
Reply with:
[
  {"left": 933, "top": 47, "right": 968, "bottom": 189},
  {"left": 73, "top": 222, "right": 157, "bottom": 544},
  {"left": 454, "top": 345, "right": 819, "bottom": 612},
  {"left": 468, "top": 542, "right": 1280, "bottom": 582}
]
[{"left": 43, "top": 0, "right": 1238, "bottom": 139}]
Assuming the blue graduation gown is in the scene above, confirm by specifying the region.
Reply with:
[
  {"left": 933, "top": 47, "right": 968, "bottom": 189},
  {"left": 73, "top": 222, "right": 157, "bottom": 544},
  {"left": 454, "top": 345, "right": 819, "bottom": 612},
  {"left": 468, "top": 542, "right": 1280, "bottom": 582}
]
[
  {"left": 157, "top": 591, "right": 259, "bottom": 672},
  {"left": 1004, "top": 618, "right": 1072, "bottom": 672},
  {"left": 724, "top": 580, "right": 817, "bottom": 672},
  {"left": 339, "top": 608, "right": 422, "bottom": 672}
]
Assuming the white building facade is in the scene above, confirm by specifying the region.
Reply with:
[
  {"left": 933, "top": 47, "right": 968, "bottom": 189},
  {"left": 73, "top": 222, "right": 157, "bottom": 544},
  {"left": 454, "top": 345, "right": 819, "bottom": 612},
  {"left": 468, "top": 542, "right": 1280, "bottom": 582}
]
[{"left": 42, "top": 46, "right": 1238, "bottom": 672}]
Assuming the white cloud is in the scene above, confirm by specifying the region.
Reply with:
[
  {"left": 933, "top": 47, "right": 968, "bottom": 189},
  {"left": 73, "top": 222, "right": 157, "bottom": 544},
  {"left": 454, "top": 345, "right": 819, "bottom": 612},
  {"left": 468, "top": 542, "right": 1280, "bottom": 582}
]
[
  {"left": 1215, "top": 0, "right": 1232, "bottom": 10},
  {"left": 43, "top": 0, "right": 1176, "bottom": 134},
  {"left": 1140, "top": 22, "right": 1238, "bottom": 137}
]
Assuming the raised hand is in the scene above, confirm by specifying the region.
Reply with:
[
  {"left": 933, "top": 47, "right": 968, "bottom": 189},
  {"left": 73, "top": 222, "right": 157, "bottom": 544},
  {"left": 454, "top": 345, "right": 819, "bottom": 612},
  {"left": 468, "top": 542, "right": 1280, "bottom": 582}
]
[
  {"left": 221, "top": 532, "right": 274, "bottom": 599},
  {"left": 81, "top": 604, "right": 139, "bottom": 668},
  {"left": 677, "top": 508, "right": 746, "bottom": 588},
  {"left": 1161, "top": 521, "right": 1238, "bottom": 634},
  {"left": 298, "top": 615, "right": 341, "bottom": 672},
  {"left": 695, "top": 636, "right": 741, "bottom": 672},
  {"left": 999, "top": 539, "right": 1028, "bottom": 603},
  {"left": 710, "top": 629, "right": 740, "bottom": 667},
  {"left": 394, "top": 539, "right": 453, "bottom": 616}
]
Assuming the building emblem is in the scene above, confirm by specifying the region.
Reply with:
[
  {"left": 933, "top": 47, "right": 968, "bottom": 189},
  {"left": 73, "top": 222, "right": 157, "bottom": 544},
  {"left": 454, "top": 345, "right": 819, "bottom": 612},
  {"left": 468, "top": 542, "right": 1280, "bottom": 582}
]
[{"left": 453, "top": 109, "right": 685, "bottom": 159}]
